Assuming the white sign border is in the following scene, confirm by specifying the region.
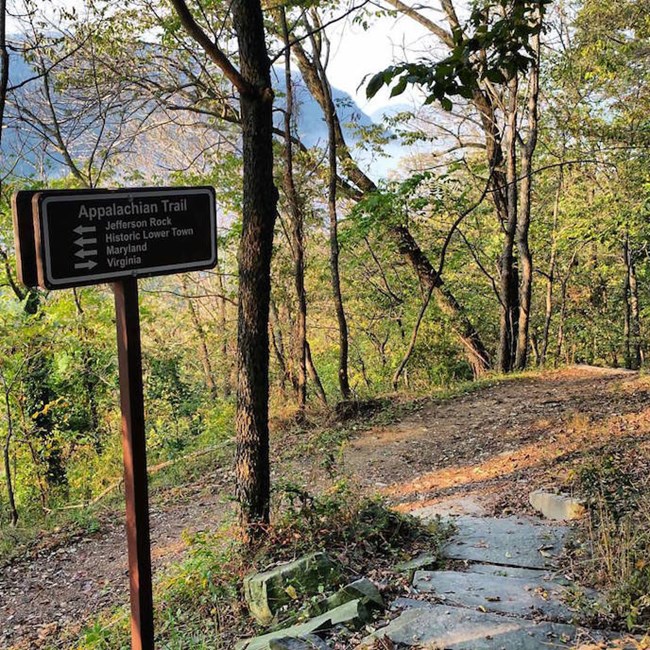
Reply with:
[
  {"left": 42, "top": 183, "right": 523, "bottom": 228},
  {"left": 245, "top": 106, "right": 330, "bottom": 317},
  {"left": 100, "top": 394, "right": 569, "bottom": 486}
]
[{"left": 40, "top": 188, "right": 218, "bottom": 287}]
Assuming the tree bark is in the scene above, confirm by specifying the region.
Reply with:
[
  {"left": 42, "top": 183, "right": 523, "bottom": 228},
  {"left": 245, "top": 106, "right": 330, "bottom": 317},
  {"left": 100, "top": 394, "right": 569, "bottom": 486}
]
[
  {"left": 305, "top": 341, "right": 328, "bottom": 406},
  {"left": 392, "top": 285, "right": 433, "bottom": 390},
  {"left": 269, "top": 297, "right": 289, "bottom": 393},
  {"left": 382, "top": 0, "right": 546, "bottom": 375},
  {"left": 2, "top": 380, "right": 18, "bottom": 526},
  {"left": 628, "top": 248, "right": 643, "bottom": 368},
  {"left": 0, "top": 0, "right": 8, "bottom": 152},
  {"left": 307, "top": 22, "right": 352, "bottom": 399},
  {"left": 624, "top": 254, "right": 632, "bottom": 369},
  {"left": 394, "top": 225, "right": 490, "bottom": 376},
  {"left": 555, "top": 283, "right": 567, "bottom": 366},
  {"left": 497, "top": 76, "right": 520, "bottom": 373},
  {"left": 623, "top": 235, "right": 642, "bottom": 370},
  {"left": 215, "top": 267, "right": 232, "bottom": 397},
  {"left": 290, "top": 27, "right": 490, "bottom": 377},
  {"left": 171, "top": 0, "right": 278, "bottom": 532},
  {"left": 326, "top": 132, "right": 352, "bottom": 400},
  {"left": 280, "top": 10, "right": 307, "bottom": 414},
  {"left": 555, "top": 250, "right": 578, "bottom": 365},
  {"left": 231, "top": 0, "right": 278, "bottom": 532},
  {"left": 167, "top": 0, "right": 279, "bottom": 526},
  {"left": 514, "top": 21, "right": 541, "bottom": 370},
  {"left": 541, "top": 166, "right": 563, "bottom": 365}
]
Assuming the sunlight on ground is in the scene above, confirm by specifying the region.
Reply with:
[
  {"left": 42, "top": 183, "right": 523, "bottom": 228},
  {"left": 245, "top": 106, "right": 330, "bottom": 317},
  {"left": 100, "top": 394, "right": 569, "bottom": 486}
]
[{"left": 388, "top": 405, "right": 650, "bottom": 510}]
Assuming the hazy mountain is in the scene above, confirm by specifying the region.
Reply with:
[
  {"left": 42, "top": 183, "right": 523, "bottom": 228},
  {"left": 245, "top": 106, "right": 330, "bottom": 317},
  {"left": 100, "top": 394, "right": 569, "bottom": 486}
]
[{"left": 2, "top": 50, "right": 396, "bottom": 181}]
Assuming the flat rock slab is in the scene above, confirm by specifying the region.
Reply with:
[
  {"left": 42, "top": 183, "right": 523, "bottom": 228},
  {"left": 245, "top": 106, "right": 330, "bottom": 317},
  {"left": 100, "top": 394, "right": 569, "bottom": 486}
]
[
  {"left": 468, "top": 563, "right": 572, "bottom": 585},
  {"left": 413, "top": 569, "right": 574, "bottom": 622},
  {"left": 410, "top": 494, "right": 490, "bottom": 519},
  {"left": 529, "top": 491, "right": 586, "bottom": 521},
  {"left": 237, "top": 599, "right": 368, "bottom": 650},
  {"left": 360, "top": 603, "right": 599, "bottom": 649},
  {"left": 244, "top": 552, "right": 340, "bottom": 625},
  {"left": 441, "top": 516, "right": 569, "bottom": 569},
  {"left": 269, "top": 636, "right": 330, "bottom": 649}
]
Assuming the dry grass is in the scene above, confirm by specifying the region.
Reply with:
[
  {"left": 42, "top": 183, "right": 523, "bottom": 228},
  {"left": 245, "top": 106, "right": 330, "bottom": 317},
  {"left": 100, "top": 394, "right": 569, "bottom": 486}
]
[{"left": 569, "top": 451, "right": 650, "bottom": 633}]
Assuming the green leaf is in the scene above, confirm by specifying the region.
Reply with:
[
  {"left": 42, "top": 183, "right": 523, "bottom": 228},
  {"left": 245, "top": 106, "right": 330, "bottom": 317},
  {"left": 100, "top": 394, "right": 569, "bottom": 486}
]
[
  {"left": 366, "top": 71, "right": 387, "bottom": 98},
  {"left": 390, "top": 76, "right": 408, "bottom": 97},
  {"left": 486, "top": 68, "right": 506, "bottom": 83},
  {"left": 440, "top": 97, "right": 453, "bottom": 111}
]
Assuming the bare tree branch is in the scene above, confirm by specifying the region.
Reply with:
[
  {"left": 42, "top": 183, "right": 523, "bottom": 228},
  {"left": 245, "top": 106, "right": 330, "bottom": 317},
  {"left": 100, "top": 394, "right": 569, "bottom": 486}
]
[{"left": 168, "top": 0, "right": 254, "bottom": 97}]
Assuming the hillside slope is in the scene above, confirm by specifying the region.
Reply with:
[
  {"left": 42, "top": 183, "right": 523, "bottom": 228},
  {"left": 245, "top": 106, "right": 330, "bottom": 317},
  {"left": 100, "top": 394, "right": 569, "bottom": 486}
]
[{"left": 2, "top": 366, "right": 649, "bottom": 648}]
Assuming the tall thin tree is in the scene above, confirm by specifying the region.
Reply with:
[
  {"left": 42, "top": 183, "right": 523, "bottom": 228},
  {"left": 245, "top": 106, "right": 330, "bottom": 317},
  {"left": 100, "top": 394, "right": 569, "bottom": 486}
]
[{"left": 169, "top": 0, "right": 278, "bottom": 533}]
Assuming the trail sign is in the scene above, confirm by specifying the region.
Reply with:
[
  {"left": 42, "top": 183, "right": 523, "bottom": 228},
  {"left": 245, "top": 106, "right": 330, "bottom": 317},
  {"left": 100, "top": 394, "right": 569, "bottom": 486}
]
[
  {"left": 12, "top": 185, "right": 219, "bottom": 650},
  {"left": 31, "top": 186, "right": 217, "bottom": 289}
]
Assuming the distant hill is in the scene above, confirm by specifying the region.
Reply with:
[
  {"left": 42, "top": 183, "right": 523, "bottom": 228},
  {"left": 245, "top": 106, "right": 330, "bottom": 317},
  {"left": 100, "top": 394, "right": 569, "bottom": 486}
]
[
  {"left": 2, "top": 48, "right": 397, "bottom": 181},
  {"left": 271, "top": 67, "right": 378, "bottom": 148}
]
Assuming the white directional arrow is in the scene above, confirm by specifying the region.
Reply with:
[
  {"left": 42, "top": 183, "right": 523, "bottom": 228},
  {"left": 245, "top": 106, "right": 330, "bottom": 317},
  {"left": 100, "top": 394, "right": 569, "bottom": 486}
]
[
  {"left": 75, "top": 248, "right": 98, "bottom": 259},
  {"left": 74, "top": 224, "right": 97, "bottom": 235},
  {"left": 74, "top": 236, "right": 98, "bottom": 247},
  {"left": 74, "top": 260, "right": 98, "bottom": 270}
]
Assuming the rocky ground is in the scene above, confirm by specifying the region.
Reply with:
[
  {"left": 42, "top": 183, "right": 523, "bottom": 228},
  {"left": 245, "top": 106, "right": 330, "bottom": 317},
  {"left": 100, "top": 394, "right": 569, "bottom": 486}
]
[{"left": 2, "top": 365, "right": 649, "bottom": 649}]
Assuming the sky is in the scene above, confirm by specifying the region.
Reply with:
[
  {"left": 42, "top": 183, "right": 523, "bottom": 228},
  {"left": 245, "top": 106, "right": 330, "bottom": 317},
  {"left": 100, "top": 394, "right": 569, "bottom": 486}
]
[
  {"left": 7, "top": 0, "right": 432, "bottom": 116},
  {"left": 323, "top": 8, "right": 431, "bottom": 114}
]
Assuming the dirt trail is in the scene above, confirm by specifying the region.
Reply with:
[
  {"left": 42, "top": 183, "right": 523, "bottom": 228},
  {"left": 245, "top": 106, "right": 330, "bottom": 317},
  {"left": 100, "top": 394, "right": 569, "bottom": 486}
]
[
  {"left": 2, "top": 366, "right": 649, "bottom": 648},
  {"left": 343, "top": 366, "right": 650, "bottom": 514},
  {"left": 0, "top": 469, "right": 235, "bottom": 649}
]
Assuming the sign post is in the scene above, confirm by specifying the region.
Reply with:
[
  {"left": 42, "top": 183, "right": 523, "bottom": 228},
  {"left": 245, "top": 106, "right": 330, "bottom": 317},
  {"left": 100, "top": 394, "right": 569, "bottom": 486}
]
[
  {"left": 12, "top": 186, "right": 218, "bottom": 650},
  {"left": 114, "top": 277, "right": 154, "bottom": 650}
]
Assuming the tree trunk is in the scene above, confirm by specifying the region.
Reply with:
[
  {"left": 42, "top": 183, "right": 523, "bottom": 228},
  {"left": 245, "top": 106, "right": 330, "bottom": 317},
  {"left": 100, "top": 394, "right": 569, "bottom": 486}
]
[
  {"left": 327, "top": 147, "right": 352, "bottom": 400},
  {"left": 3, "top": 384, "right": 18, "bottom": 526},
  {"left": 555, "top": 286, "right": 567, "bottom": 366},
  {"left": 2, "top": 4, "right": 19, "bottom": 526},
  {"left": 530, "top": 333, "right": 540, "bottom": 366},
  {"left": 555, "top": 251, "right": 578, "bottom": 365},
  {"left": 392, "top": 285, "right": 433, "bottom": 390},
  {"left": 269, "top": 297, "right": 289, "bottom": 393},
  {"left": 231, "top": 0, "right": 277, "bottom": 532},
  {"left": 305, "top": 341, "right": 328, "bottom": 406},
  {"left": 182, "top": 277, "right": 218, "bottom": 399},
  {"left": 392, "top": 225, "right": 490, "bottom": 377},
  {"left": 308, "top": 27, "right": 352, "bottom": 399},
  {"left": 170, "top": 0, "right": 278, "bottom": 532},
  {"left": 624, "top": 258, "right": 632, "bottom": 369},
  {"left": 280, "top": 10, "right": 307, "bottom": 414},
  {"left": 628, "top": 248, "right": 643, "bottom": 368},
  {"left": 623, "top": 235, "right": 642, "bottom": 370},
  {"left": 290, "top": 33, "right": 490, "bottom": 377},
  {"left": 541, "top": 166, "right": 563, "bottom": 365},
  {"left": 514, "top": 22, "right": 541, "bottom": 370},
  {"left": 215, "top": 267, "right": 232, "bottom": 397},
  {"left": 0, "top": 0, "right": 8, "bottom": 152},
  {"left": 497, "top": 76, "right": 520, "bottom": 373}
]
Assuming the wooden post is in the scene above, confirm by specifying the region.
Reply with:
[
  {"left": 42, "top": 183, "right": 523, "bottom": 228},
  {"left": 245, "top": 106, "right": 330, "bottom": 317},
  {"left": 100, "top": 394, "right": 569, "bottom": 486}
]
[{"left": 113, "top": 278, "right": 154, "bottom": 650}]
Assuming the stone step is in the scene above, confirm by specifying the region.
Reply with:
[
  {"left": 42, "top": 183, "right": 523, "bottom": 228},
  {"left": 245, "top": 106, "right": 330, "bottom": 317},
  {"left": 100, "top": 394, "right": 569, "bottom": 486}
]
[
  {"left": 243, "top": 552, "right": 340, "bottom": 625},
  {"left": 439, "top": 516, "right": 569, "bottom": 569},
  {"left": 463, "top": 562, "right": 568, "bottom": 583},
  {"left": 412, "top": 569, "right": 575, "bottom": 622},
  {"left": 269, "top": 636, "right": 330, "bottom": 649},
  {"left": 358, "top": 602, "right": 605, "bottom": 649},
  {"left": 236, "top": 599, "right": 368, "bottom": 650}
]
